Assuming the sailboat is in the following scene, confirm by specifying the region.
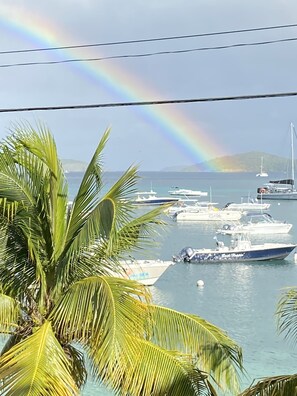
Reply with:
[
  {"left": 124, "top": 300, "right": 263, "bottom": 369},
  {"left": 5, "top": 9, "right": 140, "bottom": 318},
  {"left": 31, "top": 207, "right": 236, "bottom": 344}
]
[
  {"left": 257, "top": 122, "right": 297, "bottom": 200},
  {"left": 256, "top": 157, "right": 268, "bottom": 177}
]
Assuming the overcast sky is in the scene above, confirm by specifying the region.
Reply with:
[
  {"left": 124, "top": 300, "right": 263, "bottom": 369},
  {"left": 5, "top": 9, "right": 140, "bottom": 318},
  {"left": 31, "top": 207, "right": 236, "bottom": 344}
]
[{"left": 1, "top": 1, "right": 297, "bottom": 171}]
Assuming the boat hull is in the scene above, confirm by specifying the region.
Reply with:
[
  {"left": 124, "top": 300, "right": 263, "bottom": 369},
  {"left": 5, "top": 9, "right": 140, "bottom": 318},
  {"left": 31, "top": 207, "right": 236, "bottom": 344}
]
[
  {"left": 174, "top": 244, "right": 296, "bottom": 263},
  {"left": 176, "top": 210, "right": 242, "bottom": 221},
  {"left": 169, "top": 189, "right": 208, "bottom": 197},
  {"left": 219, "top": 224, "right": 292, "bottom": 235},
  {"left": 118, "top": 259, "right": 173, "bottom": 285},
  {"left": 133, "top": 198, "right": 179, "bottom": 205},
  {"left": 257, "top": 192, "right": 297, "bottom": 200},
  {"left": 226, "top": 203, "right": 270, "bottom": 211}
]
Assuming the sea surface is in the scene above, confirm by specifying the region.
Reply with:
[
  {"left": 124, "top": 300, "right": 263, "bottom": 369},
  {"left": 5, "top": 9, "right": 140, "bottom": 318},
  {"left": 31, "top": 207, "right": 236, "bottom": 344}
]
[{"left": 67, "top": 171, "right": 297, "bottom": 395}]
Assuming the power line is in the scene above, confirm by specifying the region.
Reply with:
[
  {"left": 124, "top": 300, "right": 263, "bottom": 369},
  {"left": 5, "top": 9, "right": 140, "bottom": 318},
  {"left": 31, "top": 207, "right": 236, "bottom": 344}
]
[
  {"left": 1, "top": 91, "right": 297, "bottom": 113},
  {"left": 2, "top": 36, "right": 297, "bottom": 69},
  {"left": 1, "top": 22, "right": 297, "bottom": 55}
]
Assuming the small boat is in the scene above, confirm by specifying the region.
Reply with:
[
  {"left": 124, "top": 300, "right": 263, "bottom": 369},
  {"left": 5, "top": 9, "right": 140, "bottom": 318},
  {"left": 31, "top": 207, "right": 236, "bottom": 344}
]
[
  {"left": 118, "top": 259, "right": 173, "bottom": 285},
  {"left": 217, "top": 212, "right": 292, "bottom": 235},
  {"left": 256, "top": 157, "right": 268, "bottom": 177},
  {"left": 164, "top": 199, "right": 199, "bottom": 216},
  {"left": 257, "top": 179, "right": 297, "bottom": 200},
  {"left": 224, "top": 197, "right": 270, "bottom": 212},
  {"left": 131, "top": 190, "right": 179, "bottom": 206},
  {"left": 173, "top": 234, "right": 296, "bottom": 263},
  {"left": 174, "top": 205, "right": 243, "bottom": 222},
  {"left": 168, "top": 187, "right": 208, "bottom": 197},
  {"left": 165, "top": 200, "right": 218, "bottom": 217},
  {"left": 257, "top": 123, "right": 297, "bottom": 200}
]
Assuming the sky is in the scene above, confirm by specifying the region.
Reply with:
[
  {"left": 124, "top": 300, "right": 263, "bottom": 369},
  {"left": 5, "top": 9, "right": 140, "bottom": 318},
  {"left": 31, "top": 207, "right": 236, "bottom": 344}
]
[{"left": 1, "top": 1, "right": 297, "bottom": 171}]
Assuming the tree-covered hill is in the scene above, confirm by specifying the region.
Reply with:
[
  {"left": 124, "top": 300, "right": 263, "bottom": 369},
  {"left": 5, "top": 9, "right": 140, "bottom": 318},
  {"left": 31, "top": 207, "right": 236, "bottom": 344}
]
[{"left": 163, "top": 151, "right": 295, "bottom": 172}]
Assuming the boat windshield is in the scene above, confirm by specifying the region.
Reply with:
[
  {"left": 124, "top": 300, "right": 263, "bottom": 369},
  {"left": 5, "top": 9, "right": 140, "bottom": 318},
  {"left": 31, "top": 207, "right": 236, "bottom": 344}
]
[{"left": 246, "top": 213, "right": 274, "bottom": 223}]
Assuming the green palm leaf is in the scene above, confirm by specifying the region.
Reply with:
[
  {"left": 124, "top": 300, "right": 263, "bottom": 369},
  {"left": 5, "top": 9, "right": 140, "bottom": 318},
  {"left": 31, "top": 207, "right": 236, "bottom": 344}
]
[
  {"left": 50, "top": 276, "right": 150, "bottom": 344},
  {"left": 0, "top": 320, "right": 78, "bottom": 395},
  {"left": 7, "top": 123, "right": 69, "bottom": 262},
  {"left": 98, "top": 334, "right": 215, "bottom": 396},
  {"left": 50, "top": 276, "right": 151, "bottom": 387},
  {"left": 240, "top": 288, "right": 297, "bottom": 395},
  {"left": 65, "top": 128, "right": 109, "bottom": 243},
  {"left": 146, "top": 305, "right": 243, "bottom": 393},
  {"left": 239, "top": 374, "right": 297, "bottom": 395},
  {"left": 277, "top": 287, "right": 297, "bottom": 343},
  {"left": 0, "top": 294, "right": 20, "bottom": 334}
]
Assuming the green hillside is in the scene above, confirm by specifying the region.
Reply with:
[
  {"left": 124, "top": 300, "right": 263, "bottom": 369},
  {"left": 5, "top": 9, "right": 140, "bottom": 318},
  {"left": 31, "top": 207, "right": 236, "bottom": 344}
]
[{"left": 163, "top": 151, "right": 295, "bottom": 172}]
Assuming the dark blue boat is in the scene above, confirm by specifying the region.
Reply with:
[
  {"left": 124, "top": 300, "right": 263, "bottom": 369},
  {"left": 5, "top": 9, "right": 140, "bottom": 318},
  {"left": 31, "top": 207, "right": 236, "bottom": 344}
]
[{"left": 173, "top": 235, "right": 296, "bottom": 263}]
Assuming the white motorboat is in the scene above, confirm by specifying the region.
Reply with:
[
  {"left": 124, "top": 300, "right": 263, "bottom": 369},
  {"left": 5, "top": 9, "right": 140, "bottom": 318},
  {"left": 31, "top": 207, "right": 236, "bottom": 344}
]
[
  {"left": 174, "top": 205, "right": 243, "bottom": 222},
  {"left": 165, "top": 200, "right": 218, "bottom": 217},
  {"left": 118, "top": 259, "right": 173, "bottom": 285},
  {"left": 257, "top": 123, "right": 297, "bottom": 200},
  {"left": 168, "top": 187, "right": 208, "bottom": 197},
  {"left": 173, "top": 234, "right": 296, "bottom": 263},
  {"left": 217, "top": 212, "right": 292, "bottom": 235},
  {"left": 131, "top": 190, "right": 179, "bottom": 206},
  {"left": 224, "top": 197, "right": 270, "bottom": 212}
]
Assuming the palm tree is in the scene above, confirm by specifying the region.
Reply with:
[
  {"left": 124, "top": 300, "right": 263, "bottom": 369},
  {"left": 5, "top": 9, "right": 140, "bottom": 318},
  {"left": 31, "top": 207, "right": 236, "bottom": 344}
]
[
  {"left": 0, "top": 122, "right": 243, "bottom": 395},
  {"left": 240, "top": 287, "right": 297, "bottom": 395}
]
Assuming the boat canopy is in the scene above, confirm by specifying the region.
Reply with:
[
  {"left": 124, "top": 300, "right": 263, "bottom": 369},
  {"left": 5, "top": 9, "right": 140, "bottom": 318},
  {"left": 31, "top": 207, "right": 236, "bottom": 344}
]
[{"left": 269, "top": 178, "right": 294, "bottom": 185}]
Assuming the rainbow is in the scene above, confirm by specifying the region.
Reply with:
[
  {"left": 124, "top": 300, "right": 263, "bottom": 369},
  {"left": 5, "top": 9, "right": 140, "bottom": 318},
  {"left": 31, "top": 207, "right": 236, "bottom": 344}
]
[{"left": 0, "top": 5, "right": 229, "bottom": 170}]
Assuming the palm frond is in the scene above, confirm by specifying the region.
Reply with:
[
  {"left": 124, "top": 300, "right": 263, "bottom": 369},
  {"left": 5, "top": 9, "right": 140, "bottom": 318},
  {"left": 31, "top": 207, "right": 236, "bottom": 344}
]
[
  {"left": 50, "top": 276, "right": 151, "bottom": 345},
  {"left": 0, "top": 123, "right": 71, "bottom": 308},
  {"left": 63, "top": 156, "right": 138, "bottom": 257},
  {"left": 240, "top": 373, "right": 297, "bottom": 395},
  {"left": 146, "top": 304, "right": 243, "bottom": 393},
  {"left": 110, "top": 206, "right": 167, "bottom": 255},
  {"left": 94, "top": 334, "right": 215, "bottom": 396},
  {"left": 277, "top": 287, "right": 297, "bottom": 344},
  {"left": 58, "top": 168, "right": 164, "bottom": 285},
  {"left": 66, "top": 128, "right": 109, "bottom": 236},
  {"left": 6, "top": 122, "right": 69, "bottom": 262},
  {"left": 63, "top": 344, "right": 87, "bottom": 389},
  {"left": 0, "top": 294, "right": 20, "bottom": 334},
  {"left": 0, "top": 320, "right": 78, "bottom": 395}
]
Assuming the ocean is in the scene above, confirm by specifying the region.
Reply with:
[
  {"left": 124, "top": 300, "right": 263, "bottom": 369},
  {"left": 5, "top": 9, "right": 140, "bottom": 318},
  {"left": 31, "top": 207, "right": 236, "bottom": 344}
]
[{"left": 67, "top": 171, "right": 297, "bottom": 395}]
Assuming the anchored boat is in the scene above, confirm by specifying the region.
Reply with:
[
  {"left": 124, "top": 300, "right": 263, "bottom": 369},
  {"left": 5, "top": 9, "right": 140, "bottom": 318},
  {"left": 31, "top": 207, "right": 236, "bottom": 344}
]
[
  {"left": 117, "top": 259, "right": 174, "bottom": 285},
  {"left": 257, "top": 123, "right": 297, "bottom": 200},
  {"left": 131, "top": 190, "right": 179, "bottom": 206},
  {"left": 173, "top": 234, "right": 296, "bottom": 263}
]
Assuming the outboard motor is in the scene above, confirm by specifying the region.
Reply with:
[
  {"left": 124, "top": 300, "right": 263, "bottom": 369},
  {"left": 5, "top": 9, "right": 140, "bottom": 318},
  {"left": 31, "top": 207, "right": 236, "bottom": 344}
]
[{"left": 173, "top": 246, "right": 194, "bottom": 262}]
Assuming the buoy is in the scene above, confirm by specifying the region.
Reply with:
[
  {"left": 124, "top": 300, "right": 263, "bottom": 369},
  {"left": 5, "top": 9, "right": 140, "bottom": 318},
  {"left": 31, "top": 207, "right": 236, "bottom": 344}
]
[{"left": 197, "top": 280, "right": 204, "bottom": 287}]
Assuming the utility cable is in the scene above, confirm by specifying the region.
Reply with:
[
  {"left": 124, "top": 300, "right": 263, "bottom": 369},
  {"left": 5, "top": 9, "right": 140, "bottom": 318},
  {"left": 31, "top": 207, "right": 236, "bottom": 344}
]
[
  {"left": 1, "top": 91, "right": 297, "bottom": 113},
  {"left": 1, "top": 36, "right": 297, "bottom": 69},
  {"left": 1, "top": 22, "right": 297, "bottom": 55}
]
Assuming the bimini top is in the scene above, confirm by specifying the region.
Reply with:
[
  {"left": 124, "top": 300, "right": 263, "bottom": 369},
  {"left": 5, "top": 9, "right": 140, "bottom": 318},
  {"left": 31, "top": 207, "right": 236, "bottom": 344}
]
[{"left": 268, "top": 178, "right": 294, "bottom": 186}]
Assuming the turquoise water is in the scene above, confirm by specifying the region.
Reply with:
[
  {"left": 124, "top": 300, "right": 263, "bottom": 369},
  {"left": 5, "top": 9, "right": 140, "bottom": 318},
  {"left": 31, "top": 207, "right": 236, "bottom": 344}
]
[{"left": 67, "top": 172, "right": 297, "bottom": 395}]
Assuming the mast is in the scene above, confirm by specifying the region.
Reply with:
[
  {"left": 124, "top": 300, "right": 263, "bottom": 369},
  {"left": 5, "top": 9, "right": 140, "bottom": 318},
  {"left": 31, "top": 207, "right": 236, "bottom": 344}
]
[{"left": 291, "top": 122, "right": 295, "bottom": 186}]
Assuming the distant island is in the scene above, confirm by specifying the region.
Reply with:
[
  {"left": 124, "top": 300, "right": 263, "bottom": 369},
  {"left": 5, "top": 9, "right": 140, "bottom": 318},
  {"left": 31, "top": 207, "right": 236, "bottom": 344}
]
[
  {"left": 62, "top": 151, "right": 295, "bottom": 173},
  {"left": 162, "top": 151, "right": 295, "bottom": 173}
]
